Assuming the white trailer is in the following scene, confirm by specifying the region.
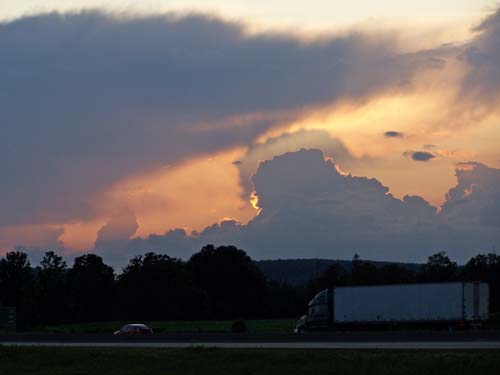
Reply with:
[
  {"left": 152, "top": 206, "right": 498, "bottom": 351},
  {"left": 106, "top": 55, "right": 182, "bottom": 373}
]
[{"left": 297, "top": 282, "right": 489, "bottom": 331}]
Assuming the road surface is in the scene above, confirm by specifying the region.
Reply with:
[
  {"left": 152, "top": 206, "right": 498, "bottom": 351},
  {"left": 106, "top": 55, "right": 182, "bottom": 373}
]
[
  {"left": 2, "top": 331, "right": 500, "bottom": 350},
  {"left": 2, "top": 340, "right": 500, "bottom": 350}
]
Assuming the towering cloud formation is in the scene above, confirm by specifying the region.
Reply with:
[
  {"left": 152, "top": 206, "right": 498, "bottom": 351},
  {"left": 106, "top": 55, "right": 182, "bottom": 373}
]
[
  {"left": 234, "top": 130, "right": 360, "bottom": 203},
  {"left": 119, "top": 149, "right": 500, "bottom": 265}
]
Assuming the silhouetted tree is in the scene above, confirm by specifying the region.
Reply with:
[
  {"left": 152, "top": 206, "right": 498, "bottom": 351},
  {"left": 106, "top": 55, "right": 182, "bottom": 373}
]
[
  {"left": 38, "top": 251, "right": 68, "bottom": 324},
  {"left": 305, "top": 263, "right": 346, "bottom": 301},
  {"left": 350, "top": 254, "right": 379, "bottom": 285},
  {"left": 0, "top": 250, "right": 37, "bottom": 329},
  {"left": 265, "top": 281, "right": 307, "bottom": 318},
  {"left": 118, "top": 252, "right": 208, "bottom": 320},
  {"left": 302, "top": 262, "right": 347, "bottom": 313},
  {"left": 67, "top": 254, "right": 115, "bottom": 322},
  {"left": 463, "top": 253, "right": 500, "bottom": 313},
  {"left": 419, "top": 251, "right": 458, "bottom": 282},
  {"left": 378, "top": 263, "right": 416, "bottom": 285},
  {"left": 317, "top": 263, "right": 348, "bottom": 288},
  {"left": 188, "top": 245, "right": 267, "bottom": 319}
]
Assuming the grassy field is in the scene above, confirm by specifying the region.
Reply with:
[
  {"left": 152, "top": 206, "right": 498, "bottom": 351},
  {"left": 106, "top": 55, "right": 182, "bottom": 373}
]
[
  {"left": 32, "top": 319, "right": 297, "bottom": 334},
  {"left": 1, "top": 347, "right": 499, "bottom": 375}
]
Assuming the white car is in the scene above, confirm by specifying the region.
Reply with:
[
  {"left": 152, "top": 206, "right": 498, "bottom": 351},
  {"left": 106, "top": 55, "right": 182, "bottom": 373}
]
[{"left": 113, "top": 323, "right": 153, "bottom": 335}]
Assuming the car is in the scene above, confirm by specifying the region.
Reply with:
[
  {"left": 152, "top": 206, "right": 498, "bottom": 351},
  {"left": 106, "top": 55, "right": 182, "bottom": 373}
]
[{"left": 113, "top": 323, "right": 153, "bottom": 335}]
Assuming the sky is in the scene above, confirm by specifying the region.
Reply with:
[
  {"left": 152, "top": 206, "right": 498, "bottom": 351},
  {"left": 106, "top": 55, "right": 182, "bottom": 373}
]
[
  {"left": 1, "top": 1, "right": 494, "bottom": 27},
  {"left": 1, "top": 1, "right": 499, "bottom": 265}
]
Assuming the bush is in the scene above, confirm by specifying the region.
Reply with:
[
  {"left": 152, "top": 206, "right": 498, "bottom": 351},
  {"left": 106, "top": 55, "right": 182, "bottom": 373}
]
[{"left": 231, "top": 319, "right": 247, "bottom": 333}]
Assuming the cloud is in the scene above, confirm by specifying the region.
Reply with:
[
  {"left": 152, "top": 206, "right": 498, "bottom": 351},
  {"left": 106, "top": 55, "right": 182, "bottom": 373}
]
[
  {"left": 234, "top": 129, "right": 361, "bottom": 202},
  {"left": 404, "top": 151, "right": 436, "bottom": 162},
  {"left": 111, "top": 149, "right": 500, "bottom": 266},
  {"left": 0, "top": 11, "right": 425, "bottom": 230},
  {"left": 479, "top": 194, "right": 500, "bottom": 227},
  {"left": 441, "top": 161, "right": 500, "bottom": 227},
  {"left": 461, "top": 8, "right": 500, "bottom": 104},
  {"left": 242, "top": 149, "right": 440, "bottom": 260},
  {"left": 384, "top": 131, "right": 404, "bottom": 138},
  {"left": 94, "top": 207, "right": 138, "bottom": 260}
]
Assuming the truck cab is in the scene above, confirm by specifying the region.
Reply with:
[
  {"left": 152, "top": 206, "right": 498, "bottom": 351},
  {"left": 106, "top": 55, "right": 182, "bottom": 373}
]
[{"left": 295, "top": 289, "right": 330, "bottom": 332}]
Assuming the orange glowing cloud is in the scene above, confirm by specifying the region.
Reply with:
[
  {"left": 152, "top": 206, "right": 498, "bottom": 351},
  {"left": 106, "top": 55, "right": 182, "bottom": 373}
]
[{"left": 99, "top": 148, "right": 257, "bottom": 240}]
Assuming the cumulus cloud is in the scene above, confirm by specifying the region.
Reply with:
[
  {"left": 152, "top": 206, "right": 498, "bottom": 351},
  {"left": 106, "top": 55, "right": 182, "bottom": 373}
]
[
  {"left": 384, "top": 131, "right": 404, "bottom": 138},
  {"left": 441, "top": 162, "right": 500, "bottom": 227},
  {"left": 115, "top": 149, "right": 500, "bottom": 266},
  {"left": 0, "top": 11, "right": 426, "bottom": 230},
  {"left": 234, "top": 129, "right": 361, "bottom": 202}
]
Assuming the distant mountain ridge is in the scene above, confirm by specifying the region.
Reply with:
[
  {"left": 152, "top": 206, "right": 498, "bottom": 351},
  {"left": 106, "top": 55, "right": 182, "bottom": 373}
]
[{"left": 255, "top": 259, "right": 422, "bottom": 286}]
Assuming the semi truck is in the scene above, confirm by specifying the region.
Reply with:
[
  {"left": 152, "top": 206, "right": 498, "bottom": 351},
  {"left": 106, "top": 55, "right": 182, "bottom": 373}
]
[{"left": 295, "top": 282, "right": 489, "bottom": 332}]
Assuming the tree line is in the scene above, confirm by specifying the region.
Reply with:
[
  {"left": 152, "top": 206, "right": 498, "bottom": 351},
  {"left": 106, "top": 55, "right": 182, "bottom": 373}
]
[{"left": 0, "top": 245, "right": 499, "bottom": 330}]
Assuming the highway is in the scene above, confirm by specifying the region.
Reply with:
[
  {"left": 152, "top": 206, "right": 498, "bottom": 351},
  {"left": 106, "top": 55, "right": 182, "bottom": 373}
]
[
  {"left": 2, "top": 340, "right": 500, "bottom": 350},
  {"left": 2, "top": 331, "right": 500, "bottom": 350}
]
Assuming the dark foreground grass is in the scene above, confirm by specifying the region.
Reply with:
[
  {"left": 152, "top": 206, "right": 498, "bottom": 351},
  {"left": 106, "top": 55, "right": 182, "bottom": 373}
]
[
  {"left": 1, "top": 347, "right": 499, "bottom": 375},
  {"left": 32, "top": 319, "right": 297, "bottom": 334}
]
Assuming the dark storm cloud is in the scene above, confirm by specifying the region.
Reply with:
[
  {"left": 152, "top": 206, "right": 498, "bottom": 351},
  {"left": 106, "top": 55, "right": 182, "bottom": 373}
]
[
  {"left": 0, "top": 11, "right": 426, "bottom": 228},
  {"left": 403, "top": 151, "right": 435, "bottom": 162},
  {"left": 114, "top": 149, "right": 500, "bottom": 266},
  {"left": 384, "top": 131, "right": 404, "bottom": 138}
]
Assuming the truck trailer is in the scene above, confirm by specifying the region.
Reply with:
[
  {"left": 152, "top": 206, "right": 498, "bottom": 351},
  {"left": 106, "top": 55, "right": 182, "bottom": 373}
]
[{"left": 296, "top": 282, "right": 489, "bottom": 332}]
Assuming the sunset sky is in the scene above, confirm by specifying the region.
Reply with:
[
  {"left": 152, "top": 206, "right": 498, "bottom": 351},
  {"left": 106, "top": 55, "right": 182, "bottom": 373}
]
[{"left": 1, "top": 1, "right": 499, "bottom": 264}]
